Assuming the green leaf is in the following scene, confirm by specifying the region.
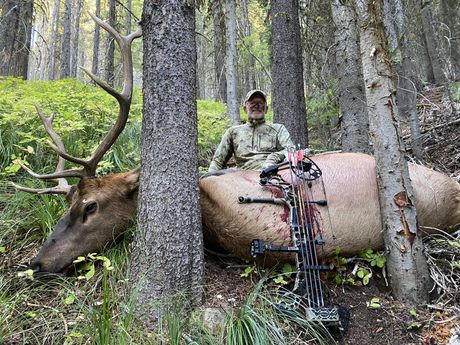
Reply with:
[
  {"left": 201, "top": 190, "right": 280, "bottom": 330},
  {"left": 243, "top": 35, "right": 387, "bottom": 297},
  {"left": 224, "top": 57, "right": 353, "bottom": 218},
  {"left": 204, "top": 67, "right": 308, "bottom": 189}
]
[
  {"left": 366, "top": 297, "right": 381, "bottom": 309},
  {"left": 273, "top": 276, "right": 288, "bottom": 285},
  {"left": 241, "top": 266, "right": 255, "bottom": 278},
  {"left": 409, "top": 308, "right": 417, "bottom": 317},
  {"left": 0, "top": 246, "right": 6, "bottom": 254},
  {"left": 73, "top": 256, "right": 85, "bottom": 264},
  {"left": 407, "top": 322, "right": 422, "bottom": 330},
  {"left": 85, "top": 264, "right": 95, "bottom": 280},
  {"left": 26, "top": 145, "right": 34, "bottom": 153},
  {"left": 281, "top": 263, "right": 295, "bottom": 274},
  {"left": 64, "top": 294, "right": 75, "bottom": 305},
  {"left": 26, "top": 311, "right": 37, "bottom": 319},
  {"left": 363, "top": 275, "right": 370, "bottom": 285},
  {"left": 17, "top": 269, "right": 34, "bottom": 280}
]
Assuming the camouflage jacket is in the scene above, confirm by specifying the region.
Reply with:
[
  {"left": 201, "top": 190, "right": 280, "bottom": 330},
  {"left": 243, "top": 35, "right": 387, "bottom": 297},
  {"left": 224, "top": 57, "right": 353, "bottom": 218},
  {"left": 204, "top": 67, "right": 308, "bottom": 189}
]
[{"left": 208, "top": 121, "right": 294, "bottom": 172}]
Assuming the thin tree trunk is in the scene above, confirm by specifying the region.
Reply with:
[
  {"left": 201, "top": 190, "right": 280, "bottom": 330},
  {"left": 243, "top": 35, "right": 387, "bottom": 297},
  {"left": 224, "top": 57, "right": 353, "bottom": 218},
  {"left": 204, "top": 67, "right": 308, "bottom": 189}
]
[
  {"left": 92, "top": 0, "right": 101, "bottom": 76},
  {"left": 271, "top": 0, "right": 308, "bottom": 148},
  {"left": 70, "top": 0, "right": 83, "bottom": 78},
  {"left": 48, "top": 0, "right": 60, "bottom": 80},
  {"left": 225, "top": 0, "right": 240, "bottom": 123},
  {"left": 331, "top": 0, "right": 369, "bottom": 153},
  {"left": 420, "top": 0, "right": 447, "bottom": 84},
  {"left": 355, "top": 0, "right": 430, "bottom": 304},
  {"left": 60, "top": 0, "right": 72, "bottom": 79},
  {"left": 211, "top": 0, "right": 227, "bottom": 102},
  {"left": 391, "top": 0, "right": 423, "bottom": 159},
  {"left": 131, "top": 0, "right": 203, "bottom": 329},
  {"left": 105, "top": 0, "right": 116, "bottom": 86},
  {"left": 126, "top": 0, "right": 132, "bottom": 34},
  {"left": 440, "top": 0, "right": 460, "bottom": 80}
]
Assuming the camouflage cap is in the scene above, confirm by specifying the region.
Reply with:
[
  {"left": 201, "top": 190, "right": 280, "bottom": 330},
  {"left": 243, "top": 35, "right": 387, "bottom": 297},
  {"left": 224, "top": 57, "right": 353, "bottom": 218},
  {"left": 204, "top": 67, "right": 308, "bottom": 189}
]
[{"left": 244, "top": 89, "right": 267, "bottom": 103}]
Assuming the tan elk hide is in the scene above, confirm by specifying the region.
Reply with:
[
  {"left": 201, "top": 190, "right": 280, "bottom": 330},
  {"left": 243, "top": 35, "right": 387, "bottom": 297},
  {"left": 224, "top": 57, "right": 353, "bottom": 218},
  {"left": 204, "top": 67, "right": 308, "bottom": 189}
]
[{"left": 200, "top": 152, "right": 460, "bottom": 264}]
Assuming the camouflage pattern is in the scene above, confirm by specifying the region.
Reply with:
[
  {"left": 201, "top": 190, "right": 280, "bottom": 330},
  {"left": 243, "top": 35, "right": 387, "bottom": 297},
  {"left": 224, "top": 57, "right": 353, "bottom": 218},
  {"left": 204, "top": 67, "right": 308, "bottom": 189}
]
[{"left": 208, "top": 121, "right": 294, "bottom": 172}]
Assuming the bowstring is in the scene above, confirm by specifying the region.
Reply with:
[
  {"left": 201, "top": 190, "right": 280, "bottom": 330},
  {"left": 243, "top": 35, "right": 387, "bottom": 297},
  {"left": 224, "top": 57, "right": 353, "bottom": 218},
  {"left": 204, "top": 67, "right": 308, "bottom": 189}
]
[{"left": 297, "top": 150, "right": 324, "bottom": 308}]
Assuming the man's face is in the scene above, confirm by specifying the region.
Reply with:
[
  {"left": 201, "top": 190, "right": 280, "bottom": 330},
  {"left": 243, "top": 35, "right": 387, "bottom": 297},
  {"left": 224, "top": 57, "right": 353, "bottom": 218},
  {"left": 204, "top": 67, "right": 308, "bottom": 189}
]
[{"left": 245, "top": 95, "right": 267, "bottom": 120}]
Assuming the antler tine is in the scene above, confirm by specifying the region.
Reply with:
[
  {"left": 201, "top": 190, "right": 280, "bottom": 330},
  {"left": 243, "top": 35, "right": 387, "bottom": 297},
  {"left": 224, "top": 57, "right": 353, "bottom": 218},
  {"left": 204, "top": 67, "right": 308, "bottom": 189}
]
[
  {"left": 10, "top": 182, "right": 70, "bottom": 195},
  {"left": 73, "top": 12, "right": 142, "bottom": 175},
  {"left": 11, "top": 105, "right": 79, "bottom": 195}
]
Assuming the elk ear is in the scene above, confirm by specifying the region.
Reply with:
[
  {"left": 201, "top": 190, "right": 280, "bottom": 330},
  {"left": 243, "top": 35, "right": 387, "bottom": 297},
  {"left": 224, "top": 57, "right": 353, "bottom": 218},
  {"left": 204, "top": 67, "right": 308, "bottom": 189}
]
[
  {"left": 124, "top": 168, "right": 140, "bottom": 199},
  {"left": 65, "top": 185, "right": 78, "bottom": 204}
]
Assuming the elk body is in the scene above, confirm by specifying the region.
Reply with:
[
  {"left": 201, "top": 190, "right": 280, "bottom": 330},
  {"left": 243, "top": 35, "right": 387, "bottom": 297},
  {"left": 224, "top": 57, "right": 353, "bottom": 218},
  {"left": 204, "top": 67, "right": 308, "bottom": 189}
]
[
  {"left": 200, "top": 152, "right": 460, "bottom": 263},
  {"left": 24, "top": 152, "right": 460, "bottom": 273}
]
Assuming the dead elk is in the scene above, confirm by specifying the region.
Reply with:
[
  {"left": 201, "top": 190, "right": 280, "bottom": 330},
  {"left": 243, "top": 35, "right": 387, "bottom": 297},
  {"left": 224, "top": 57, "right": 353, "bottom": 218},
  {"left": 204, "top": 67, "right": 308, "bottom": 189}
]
[{"left": 199, "top": 152, "right": 460, "bottom": 263}]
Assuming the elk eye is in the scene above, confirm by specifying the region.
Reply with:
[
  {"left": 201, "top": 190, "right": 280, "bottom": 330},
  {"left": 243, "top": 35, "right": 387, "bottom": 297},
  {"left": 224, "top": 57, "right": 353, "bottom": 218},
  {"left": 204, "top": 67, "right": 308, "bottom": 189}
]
[{"left": 85, "top": 202, "right": 97, "bottom": 215}]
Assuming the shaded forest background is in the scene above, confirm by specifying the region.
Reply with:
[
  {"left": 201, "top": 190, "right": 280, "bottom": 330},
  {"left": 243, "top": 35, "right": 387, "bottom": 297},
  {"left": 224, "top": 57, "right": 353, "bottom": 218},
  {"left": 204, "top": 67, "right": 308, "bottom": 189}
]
[{"left": 1, "top": 0, "right": 458, "bottom": 156}]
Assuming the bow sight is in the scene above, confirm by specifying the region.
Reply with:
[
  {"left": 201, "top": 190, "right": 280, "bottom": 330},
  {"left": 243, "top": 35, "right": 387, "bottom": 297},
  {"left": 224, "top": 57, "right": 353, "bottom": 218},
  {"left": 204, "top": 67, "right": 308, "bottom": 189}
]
[{"left": 239, "top": 149, "right": 344, "bottom": 326}]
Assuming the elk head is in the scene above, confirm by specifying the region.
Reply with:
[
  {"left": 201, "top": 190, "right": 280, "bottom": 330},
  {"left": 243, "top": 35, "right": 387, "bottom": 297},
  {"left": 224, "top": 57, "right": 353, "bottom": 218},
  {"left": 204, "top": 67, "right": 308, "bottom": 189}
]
[{"left": 12, "top": 13, "right": 142, "bottom": 273}]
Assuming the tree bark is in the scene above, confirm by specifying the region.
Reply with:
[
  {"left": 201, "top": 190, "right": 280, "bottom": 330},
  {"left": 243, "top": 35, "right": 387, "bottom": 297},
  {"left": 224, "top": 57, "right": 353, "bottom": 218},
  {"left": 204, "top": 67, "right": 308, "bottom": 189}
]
[
  {"left": 210, "top": 0, "right": 227, "bottom": 102},
  {"left": 440, "top": 0, "right": 460, "bottom": 80},
  {"left": 131, "top": 0, "right": 203, "bottom": 328},
  {"left": 271, "top": 0, "right": 308, "bottom": 148},
  {"left": 105, "top": 0, "right": 116, "bottom": 86},
  {"left": 225, "top": 0, "right": 240, "bottom": 123},
  {"left": 60, "top": 0, "right": 72, "bottom": 79},
  {"left": 48, "top": 0, "right": 60, "bottom": 80},
  {"left": 331, "top": 0, "right": 369, "bottom": 153},
  {"left": 126, "top": 0, "right": 132, "bottom": 34},
  {"left": 391, "top": 0, "right": 423, "bottom": 159},
  {"left": 70, "top": 0, "right": 83, "bottom": 78},
  {"left": 0, "top": 0, "right": 34, "bottom": 79},
  {"left": 91, "top": 0, "right": 101, "bottom": 76},
  {"left": 355, "top": 0, "right": 430, "bottom": 305},
  {"left": 420, "top": 0, "right": 447, "bottom": 84}
]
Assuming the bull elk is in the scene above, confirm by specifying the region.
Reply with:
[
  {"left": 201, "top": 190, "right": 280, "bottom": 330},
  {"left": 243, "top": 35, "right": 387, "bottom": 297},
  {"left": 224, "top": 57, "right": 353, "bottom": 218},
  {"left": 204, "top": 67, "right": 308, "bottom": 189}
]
[
  {"left": 12, "top": 19, "right": 460, "bottom": 275},
  {"left": 12, "top": 13, "right": 142, "bottom": 273}
]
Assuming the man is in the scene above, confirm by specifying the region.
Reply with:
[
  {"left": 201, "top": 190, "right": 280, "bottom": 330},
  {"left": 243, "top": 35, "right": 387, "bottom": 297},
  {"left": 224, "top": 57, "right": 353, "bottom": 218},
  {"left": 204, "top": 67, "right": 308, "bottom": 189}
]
[{"left": 208, "top": 89, "right": 294, "bottom": 172}]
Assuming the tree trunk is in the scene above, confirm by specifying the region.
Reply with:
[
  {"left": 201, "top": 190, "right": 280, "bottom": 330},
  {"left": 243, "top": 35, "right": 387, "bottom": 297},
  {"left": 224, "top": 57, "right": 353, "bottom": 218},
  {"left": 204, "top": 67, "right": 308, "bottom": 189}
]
[
  {"left": 131, "top": 0, "right": 203, "bottom": 328},
  {"left": 420, "top": 0, "right": 447, "bottom": 84},
  {"left": 355, "top": 0, "right": 430, "bottom": 305},
  {"left": 211, "top": 0, "right": 227, "bottom": 102},
  {"left": 225, "top": 0, "right": 240, "bottom": 123},
  {"left": 60, "top": 0, "right": 72, "bottom": 79},
  {"left": 105, "top": 0, "right": 116, "bottom": 86},
  {"left": 331, "top": 0, "right": 369, "bottom": 153},
  {"left": 238, "top": 0, "right": 256, "bottom": 91},
  {"left": 392, "top": 0, "right": 423, "bottom": 159},
  {"left": 48, "top": 0, "right": 60, "bottom": 80},
  {"left": 70, "top": 0, "right": 83, "bottom": 78},
  {"left": 0, "top": 0, "right": 34, "bottom": 79},
  {"left": 440, "top": 0, "right": 460, "bottom": 80},
  {"left": 126, "top": 0, "right": 132, "bottom": 34},
  {"left": 271, "top": 0, "right": 308, "bottom": 148},
  {"left": 91, "top": 0, "right": 101, "bottom": 76}
]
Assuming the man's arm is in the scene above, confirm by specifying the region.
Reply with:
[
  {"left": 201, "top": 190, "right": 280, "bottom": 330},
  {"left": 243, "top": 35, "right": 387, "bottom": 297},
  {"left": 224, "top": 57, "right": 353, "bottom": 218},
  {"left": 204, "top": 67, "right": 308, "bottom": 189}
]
[
  {"left": 208, "top": 128, "right": 234, "bottom": 172},
  {"left": 262, "top": 125, "right": 294, "bottom": 169}
]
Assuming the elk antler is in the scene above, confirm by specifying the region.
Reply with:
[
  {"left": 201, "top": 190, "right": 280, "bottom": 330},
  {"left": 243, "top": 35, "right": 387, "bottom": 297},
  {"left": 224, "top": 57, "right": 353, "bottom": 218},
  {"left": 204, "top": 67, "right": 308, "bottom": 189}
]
[{"left": 12, "top": 13, "right": 142, "bottom": 194}]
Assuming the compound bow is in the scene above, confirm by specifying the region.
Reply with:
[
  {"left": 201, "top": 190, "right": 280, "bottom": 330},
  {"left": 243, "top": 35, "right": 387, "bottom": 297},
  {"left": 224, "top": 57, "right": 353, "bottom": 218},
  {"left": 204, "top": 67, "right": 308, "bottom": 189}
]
[{"left": 239, "top": 148, "right": 341, "bottom": 324}]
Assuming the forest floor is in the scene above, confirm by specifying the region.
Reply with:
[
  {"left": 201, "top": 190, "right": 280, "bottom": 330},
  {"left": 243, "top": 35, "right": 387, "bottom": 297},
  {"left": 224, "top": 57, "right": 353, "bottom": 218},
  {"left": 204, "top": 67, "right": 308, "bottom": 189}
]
[
  {"left": 203, "top": 85, "right": 460, "bottom": 345},
  {"left": 203, "top": 252, "right": 459, "bottom": 345}
]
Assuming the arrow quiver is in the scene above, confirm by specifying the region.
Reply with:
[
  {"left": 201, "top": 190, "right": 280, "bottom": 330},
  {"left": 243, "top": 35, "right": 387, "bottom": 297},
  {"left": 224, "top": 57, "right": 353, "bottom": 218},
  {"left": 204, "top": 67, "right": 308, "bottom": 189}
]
[{"left": 239, "top": 148, "right": 341, "bottom": 324}]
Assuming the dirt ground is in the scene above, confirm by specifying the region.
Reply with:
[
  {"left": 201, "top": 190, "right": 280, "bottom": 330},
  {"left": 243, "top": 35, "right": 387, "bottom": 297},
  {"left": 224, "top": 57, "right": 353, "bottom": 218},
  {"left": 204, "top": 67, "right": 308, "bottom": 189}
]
[{"left": 203, "top": 251, "right": 459, "bottom": 345}]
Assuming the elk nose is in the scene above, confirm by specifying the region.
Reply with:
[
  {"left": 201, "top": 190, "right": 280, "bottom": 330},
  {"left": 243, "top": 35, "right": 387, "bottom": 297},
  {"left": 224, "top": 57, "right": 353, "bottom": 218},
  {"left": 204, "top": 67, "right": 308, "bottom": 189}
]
[{"left": 29, "top": 260, "right": 41, "bottom": 273}]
